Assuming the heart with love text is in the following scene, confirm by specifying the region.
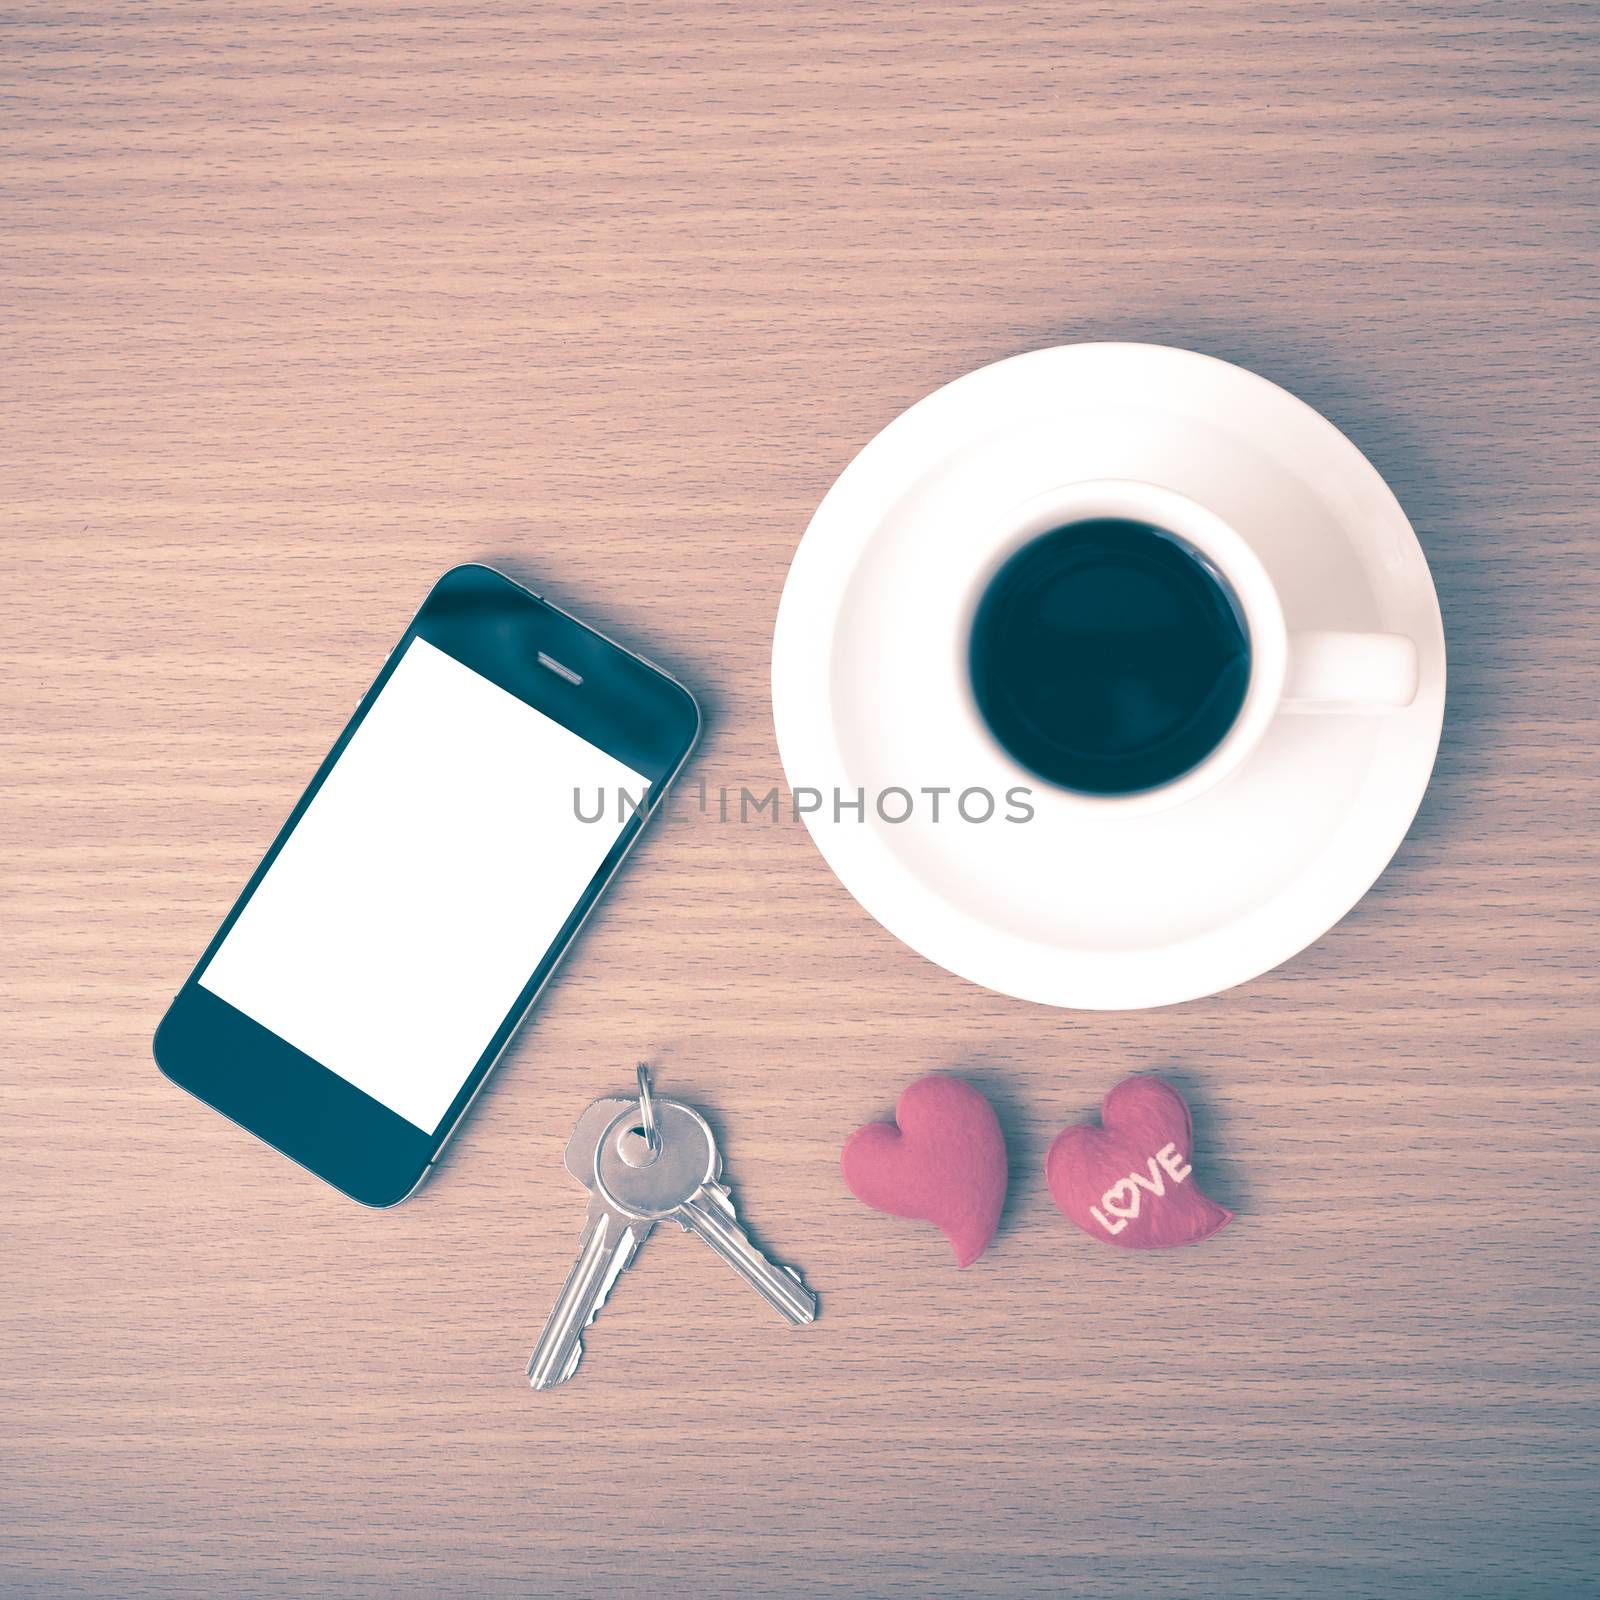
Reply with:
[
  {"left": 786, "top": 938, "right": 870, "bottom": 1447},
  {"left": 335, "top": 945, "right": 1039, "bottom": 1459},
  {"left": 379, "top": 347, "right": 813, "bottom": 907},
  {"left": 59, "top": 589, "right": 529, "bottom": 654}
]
[{"left": 1045, "top": 1076, "right": 1232, "bottom": 1249}]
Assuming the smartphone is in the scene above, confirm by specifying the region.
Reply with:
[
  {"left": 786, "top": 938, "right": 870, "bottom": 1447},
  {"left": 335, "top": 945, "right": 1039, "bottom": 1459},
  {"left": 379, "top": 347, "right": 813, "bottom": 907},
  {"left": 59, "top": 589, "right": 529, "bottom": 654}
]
[{"left": 154, "top": 564, "right": 700, "bottom": 1206}]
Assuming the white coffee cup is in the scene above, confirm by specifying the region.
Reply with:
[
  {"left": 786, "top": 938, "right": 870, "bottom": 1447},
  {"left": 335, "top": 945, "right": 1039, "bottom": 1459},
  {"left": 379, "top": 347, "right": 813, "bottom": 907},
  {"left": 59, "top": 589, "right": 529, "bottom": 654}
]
[{"left": 956, "top": 479, "right": 1420, "bottom": 816}]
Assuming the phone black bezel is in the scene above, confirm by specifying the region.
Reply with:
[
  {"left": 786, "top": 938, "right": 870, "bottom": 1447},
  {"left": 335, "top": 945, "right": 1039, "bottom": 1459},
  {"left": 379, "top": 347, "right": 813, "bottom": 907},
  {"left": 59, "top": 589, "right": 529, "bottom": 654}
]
[{"left": 152, "top": 564, "right": 700, "bottom": 1207}]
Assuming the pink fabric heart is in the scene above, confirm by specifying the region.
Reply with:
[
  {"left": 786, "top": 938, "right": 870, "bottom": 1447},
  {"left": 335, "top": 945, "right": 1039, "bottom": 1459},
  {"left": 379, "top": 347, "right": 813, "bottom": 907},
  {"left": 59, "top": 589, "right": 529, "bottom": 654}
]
[
  {"left": 1046, "top": 1075, "right": 1233, "bottom": 1249},
  {"left": 841, "top": 1075, "right": 1007, "bottom": 1267}
]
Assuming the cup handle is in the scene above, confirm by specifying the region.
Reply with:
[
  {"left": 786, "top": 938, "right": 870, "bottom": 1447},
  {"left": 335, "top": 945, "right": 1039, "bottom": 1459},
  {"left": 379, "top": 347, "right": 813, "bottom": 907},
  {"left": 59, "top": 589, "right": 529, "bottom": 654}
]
[{"left": 1282, "top": 631, "right": 1419, "bottom": 713}]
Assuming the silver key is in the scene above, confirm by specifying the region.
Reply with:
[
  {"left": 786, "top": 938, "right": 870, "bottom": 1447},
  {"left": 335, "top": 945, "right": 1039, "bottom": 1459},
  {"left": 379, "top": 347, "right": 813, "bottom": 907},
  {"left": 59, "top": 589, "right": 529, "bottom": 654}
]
[
  {"left": 526, "top": 1097, "right": 652, "bottom": 1390},
  {"left": 594, "top": 1100, "right": 817, "bottom": 1325}
]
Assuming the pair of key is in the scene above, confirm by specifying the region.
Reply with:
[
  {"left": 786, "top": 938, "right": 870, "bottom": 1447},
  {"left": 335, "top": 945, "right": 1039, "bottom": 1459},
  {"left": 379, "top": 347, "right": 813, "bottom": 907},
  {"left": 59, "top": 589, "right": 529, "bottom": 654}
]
[{"left": 528, "top": 1070, "right": 817, "bottom": 1388}]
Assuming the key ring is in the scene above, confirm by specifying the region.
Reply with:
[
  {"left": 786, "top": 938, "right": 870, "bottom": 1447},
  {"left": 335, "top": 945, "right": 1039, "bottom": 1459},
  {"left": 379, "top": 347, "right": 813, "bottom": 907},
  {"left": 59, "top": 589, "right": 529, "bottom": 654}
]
[{"left": 636, "top": 1062, "right": 660, "bottom": 1155}]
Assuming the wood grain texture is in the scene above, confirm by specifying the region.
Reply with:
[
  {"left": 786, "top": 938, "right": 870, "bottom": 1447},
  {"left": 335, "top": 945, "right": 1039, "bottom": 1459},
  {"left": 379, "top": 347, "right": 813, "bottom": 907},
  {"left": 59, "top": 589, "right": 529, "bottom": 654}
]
[{"left": 3, "top": 3, "right": 1597, "bottom": 1596}]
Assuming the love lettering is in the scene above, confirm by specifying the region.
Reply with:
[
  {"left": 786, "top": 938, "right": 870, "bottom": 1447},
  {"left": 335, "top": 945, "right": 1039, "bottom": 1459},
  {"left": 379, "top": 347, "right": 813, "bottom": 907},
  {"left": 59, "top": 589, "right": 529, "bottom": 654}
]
[{"left": 1088, "top": 1143, "right": 1193, "bottom": 1235}]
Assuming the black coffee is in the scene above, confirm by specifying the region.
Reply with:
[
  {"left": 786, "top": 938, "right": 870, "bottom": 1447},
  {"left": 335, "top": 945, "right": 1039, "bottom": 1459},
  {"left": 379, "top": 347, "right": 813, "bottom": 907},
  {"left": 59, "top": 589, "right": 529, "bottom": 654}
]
[{"left": 969, "top": 518, "right": 1250, "bottom": 795}]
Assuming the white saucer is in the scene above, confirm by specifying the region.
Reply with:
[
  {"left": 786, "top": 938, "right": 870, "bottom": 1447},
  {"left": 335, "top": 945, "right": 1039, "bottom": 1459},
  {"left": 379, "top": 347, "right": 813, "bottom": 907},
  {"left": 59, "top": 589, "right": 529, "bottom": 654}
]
[{"left": 771, "top": 343, "right": 1446, "bottom": 1009}]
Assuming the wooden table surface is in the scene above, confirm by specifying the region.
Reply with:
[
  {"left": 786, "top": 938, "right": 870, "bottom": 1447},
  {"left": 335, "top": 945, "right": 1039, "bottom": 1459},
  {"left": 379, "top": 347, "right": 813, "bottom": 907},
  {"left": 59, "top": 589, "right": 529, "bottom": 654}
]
[{"left": 4, "top": 4, "right": 1597, "bottom": 1596}]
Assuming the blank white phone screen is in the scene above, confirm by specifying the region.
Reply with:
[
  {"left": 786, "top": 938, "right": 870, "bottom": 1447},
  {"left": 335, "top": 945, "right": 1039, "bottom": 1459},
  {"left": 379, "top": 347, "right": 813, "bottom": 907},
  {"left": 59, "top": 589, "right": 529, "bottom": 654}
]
[{"left": 200, "top": 637, "right": 647, "bottom": 1134}]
